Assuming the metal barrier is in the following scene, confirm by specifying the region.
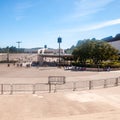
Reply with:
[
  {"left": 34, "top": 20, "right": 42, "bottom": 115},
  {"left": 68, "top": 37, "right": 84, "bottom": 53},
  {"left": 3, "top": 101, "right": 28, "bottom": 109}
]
[
  {"left": 50, "top": 76, "right": 120, "bottom": 92},
  {"left": 0, "top": 83, "right": 48, "bottom": 95},
  {"left": 0, "top": 76, "right": 120, "bottom": 94},
  {"left": 48, "top": 76, "right": 66, "bottom": 92}
]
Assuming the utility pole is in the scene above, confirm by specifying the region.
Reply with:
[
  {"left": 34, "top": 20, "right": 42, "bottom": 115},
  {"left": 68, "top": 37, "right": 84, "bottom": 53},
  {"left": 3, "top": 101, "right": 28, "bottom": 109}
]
[
  {"left": 7, "top": 46, "right": 9, "bottom": 63},
  {"left": 16, "top": 41, "right": 22, "bottom": 53}
]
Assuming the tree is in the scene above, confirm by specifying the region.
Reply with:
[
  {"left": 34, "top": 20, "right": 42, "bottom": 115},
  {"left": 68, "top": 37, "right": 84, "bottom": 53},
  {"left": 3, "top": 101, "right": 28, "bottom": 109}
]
[
  {"left": 72, "top": 47, "right": 80, "bottom": 62},
  {"left": 72, "top": 40, "right": 119, "bottom": 66},
  {"left": 9, "top": 46, "right": 17, "bottom": 53},
  {"left": 92, "top": 41, "right": 119, "bottom": 64},
  {"left": 0, "top": 46, "right": 24, "bottom": 53},
  {"left": 65, "top": 45, "right": 75, "bottom": 54}
]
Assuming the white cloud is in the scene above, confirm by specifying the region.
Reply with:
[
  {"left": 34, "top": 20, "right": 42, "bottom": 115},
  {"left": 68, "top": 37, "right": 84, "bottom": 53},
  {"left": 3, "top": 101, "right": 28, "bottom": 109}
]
[
  {"left": 63, "top": 0, "right": 115, "bottom": 22},
  {"left": 15, "top": 2, "right": 33, "bottom": 11},
  {"left": 84, "top": 18, "right": 120, "bottom": 31},
  {"left": 57, "top": 18, "right": 120, "bottom": 33},
  {"left": 74, "top": 0, "right": 114, "bottom": 17},
  {"left": 15, "top": 1, "right": 33, "bottom": 21}
]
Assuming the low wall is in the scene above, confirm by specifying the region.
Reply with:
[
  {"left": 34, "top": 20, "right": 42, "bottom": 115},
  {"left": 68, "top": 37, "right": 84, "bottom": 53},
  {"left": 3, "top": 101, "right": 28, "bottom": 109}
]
[{"left": 0, "top": 53, "right": 38, "bottom": 62}]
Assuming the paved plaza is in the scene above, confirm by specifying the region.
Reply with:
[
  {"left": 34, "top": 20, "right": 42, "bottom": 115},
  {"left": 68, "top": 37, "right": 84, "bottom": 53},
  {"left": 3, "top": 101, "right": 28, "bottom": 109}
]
[{"left": 0, "top": 63, "right": 120, "bottom": 120}]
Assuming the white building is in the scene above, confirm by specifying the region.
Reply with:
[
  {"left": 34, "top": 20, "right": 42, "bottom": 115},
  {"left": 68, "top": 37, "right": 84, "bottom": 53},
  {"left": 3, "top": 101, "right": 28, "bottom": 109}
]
[
  {"left": 38, "top": 48, "right": 64, "bottom": 55},
  {"left": 108, "top": 40, "right": 120, "bottom": 52},
  {"left": 37, "top": 48, "right": 71, "bottom": 66}
]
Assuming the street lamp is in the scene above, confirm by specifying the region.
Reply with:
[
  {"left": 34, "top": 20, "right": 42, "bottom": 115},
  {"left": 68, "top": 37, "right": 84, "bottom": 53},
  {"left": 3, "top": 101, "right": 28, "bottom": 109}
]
[
  {"left": 57, "top": 36, "right": 62, "bottom": 65},
  {"left": 44, "top": 45, "right": 47, "bottom": 49}
]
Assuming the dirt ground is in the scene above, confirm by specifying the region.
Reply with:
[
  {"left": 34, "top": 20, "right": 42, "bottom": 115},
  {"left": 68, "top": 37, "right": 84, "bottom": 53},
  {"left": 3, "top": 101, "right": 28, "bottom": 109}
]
[
  {"left": 0, "top": 63, "right": 120, "bottom": 120},
  {"left": 0, "top": 63, "right": 120, "bottom": 84}
]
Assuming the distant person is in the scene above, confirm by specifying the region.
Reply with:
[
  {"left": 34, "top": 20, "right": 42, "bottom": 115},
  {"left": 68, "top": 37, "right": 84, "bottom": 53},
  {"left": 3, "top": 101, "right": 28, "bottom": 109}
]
[
  {"left": 7, "top": 63, "right": 10, "bottom": 67},
  {"left": 107, "top": 67, "right": 111, "bottom": 71}
]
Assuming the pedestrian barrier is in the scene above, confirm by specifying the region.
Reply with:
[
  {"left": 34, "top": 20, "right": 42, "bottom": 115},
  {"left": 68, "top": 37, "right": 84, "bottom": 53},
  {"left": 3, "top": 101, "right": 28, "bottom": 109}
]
[{"left": 0, "top": 76, "right": 120, "bottom": 94}]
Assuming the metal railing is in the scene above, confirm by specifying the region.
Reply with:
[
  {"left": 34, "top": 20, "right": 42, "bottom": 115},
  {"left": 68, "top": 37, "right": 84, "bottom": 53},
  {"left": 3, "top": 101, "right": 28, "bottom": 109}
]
[{"left": 0, "top": 76, "right": 120, "bottom": 94}]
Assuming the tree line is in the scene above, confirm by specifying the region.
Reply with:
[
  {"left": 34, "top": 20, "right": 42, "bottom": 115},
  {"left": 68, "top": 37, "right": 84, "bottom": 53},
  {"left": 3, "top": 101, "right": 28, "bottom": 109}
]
[{"left": 0, "top": 46, "right": 24, "bottom": 53}]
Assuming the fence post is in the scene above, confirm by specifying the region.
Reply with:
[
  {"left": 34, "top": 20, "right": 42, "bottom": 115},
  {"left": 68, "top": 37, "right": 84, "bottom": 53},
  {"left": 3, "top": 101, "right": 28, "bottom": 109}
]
[
  {"left": 10, "top": 84, "right": 13, "bottom": 95},
  {"left": 104, "top": 79, "right": 107, "bottom": 88},
  {"left": 115, "top": 78, "right": 118, "bottom": 86},
  {"left": 49, "top": 83, "right": 51, "bottom": 93},
  {"left": 1, "top": 84, "right": 3, "bottom": 95},
  {"left": 54, "top": 84, "right": 57, "bottom": 93},
  {"left": 73, "top": 82, "right": 76, "bottom": 91},
  {"left": 89, "top": 81, "right": 93, "bottom": 90},
  {"left": 33, "top": 84, "right": 36, "bottom": 94}
]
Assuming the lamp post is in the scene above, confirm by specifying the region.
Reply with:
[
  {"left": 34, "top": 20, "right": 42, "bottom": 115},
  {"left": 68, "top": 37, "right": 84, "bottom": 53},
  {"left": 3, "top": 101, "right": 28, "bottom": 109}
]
[
  {"left": 44, "top": 45, "right": 47, "bottom": 61},
  {"left": 57, "top": 36, "right": 62, "bottom": 65}
]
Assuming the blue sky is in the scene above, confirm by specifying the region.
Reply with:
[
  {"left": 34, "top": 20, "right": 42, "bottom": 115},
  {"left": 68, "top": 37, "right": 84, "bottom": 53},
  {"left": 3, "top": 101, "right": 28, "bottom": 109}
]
[{"left": 0, "top": 0, "right": 120, "bottom": 49}]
